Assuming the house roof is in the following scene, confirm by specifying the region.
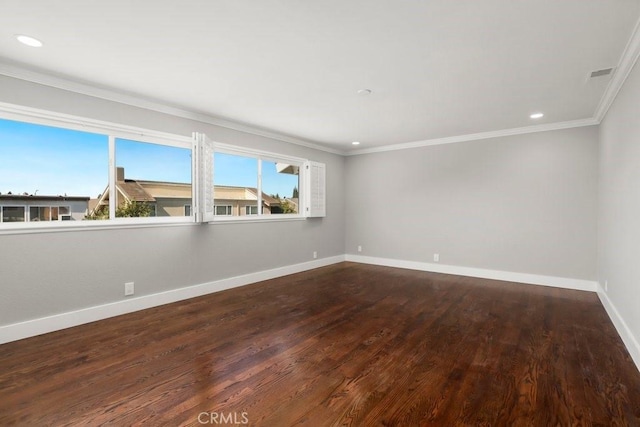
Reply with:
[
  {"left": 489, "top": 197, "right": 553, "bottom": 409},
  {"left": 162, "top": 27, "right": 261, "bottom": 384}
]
[
  {"left": 118, "top": 180, "right": 156, "bottom": 203},
  {"left": 134, "top": 181, "right": 191, "bottom": 199},
  {"left": 99, "top": 177, "right": 280, "bottom": 205},
  {"left": 246, "top": 188, "right": 279, "bottom": 206},
  {"left": 0, "top": 194, "right": 90, "bottom": 202}
]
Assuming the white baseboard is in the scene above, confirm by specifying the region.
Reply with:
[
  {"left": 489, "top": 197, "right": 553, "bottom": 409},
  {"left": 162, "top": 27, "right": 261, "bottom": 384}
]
[
  {"left": 0, "top": 255, "right": 346, "bottom": 345},
  {"left": 345, "top": 254, "right": 598, "bottom": 292},
  {"left": 596, "top": 284, "right": 640, "bottom": 372}
]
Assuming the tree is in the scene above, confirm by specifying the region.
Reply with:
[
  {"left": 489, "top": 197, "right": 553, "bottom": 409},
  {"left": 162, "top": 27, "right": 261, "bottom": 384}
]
[
  {"left": 84, "top": 205, "right": 109, "bottom": 220},
  {"left": 116, "top": 200, "right": 152, "bottom": 218},
  {"left": 292, "top": 186, "right": 299, "bottom": 198},
  {"left": 85, "top": 200, "right": 152, "bottom": 220},
  {"left": 280, "top": 199, "right": 297, "bottom": 214}
]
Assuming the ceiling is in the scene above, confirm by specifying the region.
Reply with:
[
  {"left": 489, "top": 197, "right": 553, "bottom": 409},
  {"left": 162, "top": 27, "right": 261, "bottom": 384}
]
[{"left": 1, "top": 0, "right": 639, "bottom": 153}]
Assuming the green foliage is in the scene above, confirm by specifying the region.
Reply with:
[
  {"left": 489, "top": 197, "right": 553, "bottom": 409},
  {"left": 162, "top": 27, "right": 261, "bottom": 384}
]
[
  {"left": 292, "top": 186, "right": 299, "bottom": 198},
  {"left": 280, "top": 199, "right": 297, "bottom": 214},
  {"left": 116, "top": 200, "right": 153, "bottom": 218},
  {"left": 84, "top": 205, "right": 108, "bottom": 220},
  {"left": 85, "top": 201, "right": 153, "bottom": 220}
]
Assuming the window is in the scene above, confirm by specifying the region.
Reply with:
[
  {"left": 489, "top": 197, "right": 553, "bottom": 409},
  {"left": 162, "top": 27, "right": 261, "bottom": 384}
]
[
  {"left": 58, "top": 206, "right": 72, "bottom": 221},
  {"left": 214, "top": 205, "right": 232, "bottom": 216},
  {"left": 0, "top": 112, "right": 193, "bottom": 229},
  {"left": 113, "top": 138, "right": 192, "bottom": 218},
  {"left": 0, "top": 117, "right": 108, "bottom": 223},
  {"left": 0, "top": 110, "right": 325, "bottom": 231},
  {"left": 211, "top": 147, "right": 304, "bottom": 220},
  {"left": 262, "top": 160, "right": 299, "bottom": 215},
  {"left": 29, "top": 206, "right": 63, "bottom": 221},
  {"left": 1, "top": 206, "right": 25, "bottom": 222}
]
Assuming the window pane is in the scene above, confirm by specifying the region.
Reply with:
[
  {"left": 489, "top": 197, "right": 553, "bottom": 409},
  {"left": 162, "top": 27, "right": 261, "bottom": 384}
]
[
  {"left": 214, "top": 153, "right": 258, "bottom": 217},
  {"left": 262, "top": 160, "right": 299, "bottom": 214},
  {"left": 29, "top": 206, "right": 55, "bottom": 221},
  {"left": 215, "top": 205, "right": 231, "bottom": 216},
  {"left": 1, "top": 206, "right": 25, "bottom": 222},
  {"left": 29, "top": 207, "right": 43, "bottom": 221},
  {"left": 114, "top": 138, "right": 192, "bottom": 218},
  {"left": 0, "top": 118, "right": 106, "bottom": 221}
]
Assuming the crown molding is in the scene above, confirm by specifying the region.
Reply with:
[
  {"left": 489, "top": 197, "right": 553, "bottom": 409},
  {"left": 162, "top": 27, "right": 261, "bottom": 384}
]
[
  {"left": 4, "top": 29, "right": 637, "bottom": 160},
  {"left": 0, "top": 61, "right": 345, "bottom": 156},
  {"left": 594, "top": 15, "right": 640, "bottom": 122},
  {"left": 346, "top": 118, "right": 599, "bottom": 156}
]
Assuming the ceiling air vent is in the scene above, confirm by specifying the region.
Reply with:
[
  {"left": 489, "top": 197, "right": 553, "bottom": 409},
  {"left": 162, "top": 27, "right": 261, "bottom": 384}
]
[{"left": 590, "top": 68, "right": 614, "bottom": 78}]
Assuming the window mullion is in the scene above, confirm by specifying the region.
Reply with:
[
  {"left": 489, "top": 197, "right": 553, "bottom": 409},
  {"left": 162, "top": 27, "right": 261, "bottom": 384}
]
[
  {"left": 257, "top": 158, "right": 263, "bottom": 216},
  {"left": 108, "top": 135, "right": 116, "bottom": 220}
]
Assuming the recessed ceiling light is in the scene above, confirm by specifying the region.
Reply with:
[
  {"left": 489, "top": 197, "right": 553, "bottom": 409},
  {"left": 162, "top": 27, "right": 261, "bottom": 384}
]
[
  {"left": 352, "top": 141, "right": 361, "bottom": 146},
  {"left": 15, "top": 34, "right": 43, "bottom": 47},
  {"left": 530, "top": 112, "right": 544, "bottom": 119},
  {"left": 357, "top": 89, "right": 372, "bottom": 96}
]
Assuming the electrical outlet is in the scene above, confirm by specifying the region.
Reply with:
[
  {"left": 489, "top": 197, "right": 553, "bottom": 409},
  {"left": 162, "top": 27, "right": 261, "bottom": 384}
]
[
  {"left": 124, "top": 282, "right": 135, "bottom": 296},
  {"left": 313, "top": 251, "right": 318, "bottom": 259},
  {"left": 604, "top": 280, "right": 608, "bottom": 292},
  {"left": 433, "top": 253, "right": 440, "bottom": 262},
  {"left": 357, "top": 245, "right": 362, "bottom": 252}
]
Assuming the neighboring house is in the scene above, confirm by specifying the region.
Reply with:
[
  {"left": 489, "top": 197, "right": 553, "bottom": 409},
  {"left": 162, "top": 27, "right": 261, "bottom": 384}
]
[
  {"left": 0, "top": 194, "right": 90, "bottom": 223},
  {"left": 213, "top": 186, "right": 283, "bottom": 216},
  {"left": 89, "top": 167, "right": 290, "bottom": 217}
]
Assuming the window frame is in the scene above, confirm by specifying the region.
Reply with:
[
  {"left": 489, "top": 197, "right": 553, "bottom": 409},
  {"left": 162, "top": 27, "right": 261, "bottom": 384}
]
[
  {"left": 0, "top": 103, "right": 195, "bottom": 233},
  {"left": 244, "top": 205, "right": 259, "bottom": 216},
  {"left": 29, "top": 206, "right": 58, "bottom": 222},
  {"left": 0, "top": 205, "right": 27, "bottom": 223},
  {"left": 211, "top": 143, "right": 306, "bottom": 223},
  {"left": 1, "top": 105, "right": 324, "bottom": 234},
  {"left": 214, "top": 205, "right": 233, "bottom": 216}
]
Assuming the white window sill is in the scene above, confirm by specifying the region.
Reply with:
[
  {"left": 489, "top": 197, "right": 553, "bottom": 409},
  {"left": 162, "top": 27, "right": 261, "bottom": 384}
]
[
  {"left": 0, "top": 214, "right": 310, "bottom": 235},
  {"left": 210, "top": 215, "right": 307, "bottom": 224},
  {"left": 0, "top": 217, "right": 197, "bottom": 235}
]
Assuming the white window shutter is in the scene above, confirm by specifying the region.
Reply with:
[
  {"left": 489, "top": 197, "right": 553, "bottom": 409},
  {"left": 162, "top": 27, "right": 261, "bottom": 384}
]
[
  {"left": 193, "top": 132, "right": 215, "bottom": 222},
  {"left": 304, "top": 161, "right": 326, "bottom": 217}
]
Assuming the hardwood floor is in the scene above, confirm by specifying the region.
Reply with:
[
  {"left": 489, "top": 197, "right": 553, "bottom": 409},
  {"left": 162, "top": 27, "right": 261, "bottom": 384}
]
[{"left": 1, "top": 262, "right": 639, "bottom": 426}]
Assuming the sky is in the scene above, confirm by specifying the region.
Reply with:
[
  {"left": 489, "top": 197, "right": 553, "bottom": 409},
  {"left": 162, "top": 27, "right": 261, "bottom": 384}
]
[{"left": 0, "top": 118, "right": 299, "bottom": 199}]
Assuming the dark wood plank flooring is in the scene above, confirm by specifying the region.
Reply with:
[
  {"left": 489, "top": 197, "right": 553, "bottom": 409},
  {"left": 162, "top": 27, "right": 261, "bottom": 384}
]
[{"left": 1, "top": 262, "right": 639, "bottom": 426}]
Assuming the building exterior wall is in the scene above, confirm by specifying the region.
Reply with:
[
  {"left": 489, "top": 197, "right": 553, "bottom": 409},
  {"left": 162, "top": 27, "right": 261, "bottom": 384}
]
[
  {"left": 0, "top": 197, "right": 89, "bottom": 222},
  {"left": 155, "top": 198, "right": 190, "bottom": 217}
]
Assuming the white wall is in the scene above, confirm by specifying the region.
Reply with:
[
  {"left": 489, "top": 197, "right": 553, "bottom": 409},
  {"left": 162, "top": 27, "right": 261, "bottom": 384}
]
[
  {"left": 345, "top": 126, "right": 599, "bottom": 280},
  {"left": 598, "top": 57, "right": 640, "bottom": 362},
  {"left": 0, "top": 75, "right": 345, "bottom": 328}
]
